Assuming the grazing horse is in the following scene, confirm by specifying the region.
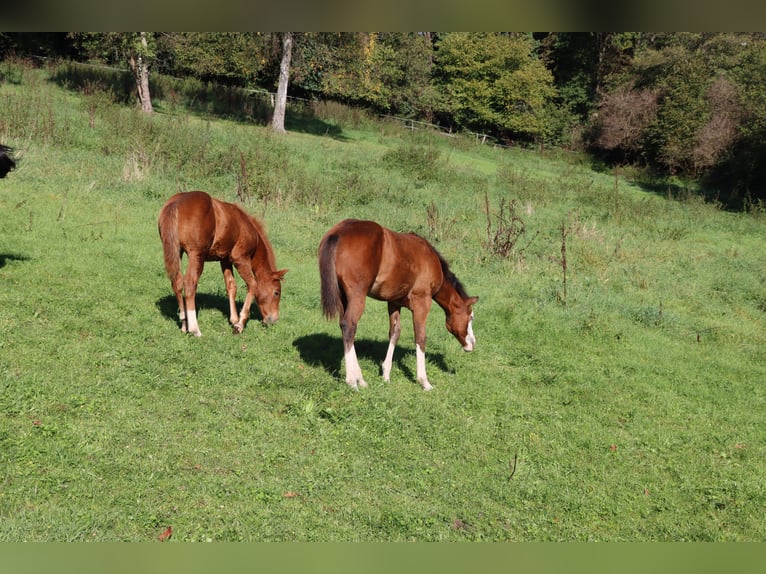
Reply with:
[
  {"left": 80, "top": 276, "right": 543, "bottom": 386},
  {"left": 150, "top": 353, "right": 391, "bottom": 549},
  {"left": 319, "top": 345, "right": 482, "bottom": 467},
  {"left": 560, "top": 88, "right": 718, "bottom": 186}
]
[
  {"left": 0, "top": 144, "right": 16, "bottom": 178},
  {"left": 318, "top": 219, "right": 478, "bottom": 390},
  {"left": 158, "top": 191, "right": 287, "bottom": 336}
]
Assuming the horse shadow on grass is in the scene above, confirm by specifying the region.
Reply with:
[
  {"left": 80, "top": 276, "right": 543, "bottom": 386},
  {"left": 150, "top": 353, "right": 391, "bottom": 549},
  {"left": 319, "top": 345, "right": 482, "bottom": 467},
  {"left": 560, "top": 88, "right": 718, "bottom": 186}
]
[
  {"left": 0, "top": 253, "right": 30, "bottom": 269},
  {"left": 156, "top": 293, "right": 266, "bottom": 329},
  {"left": 292, "top": 333, "right": 451, "bottom": 382}
]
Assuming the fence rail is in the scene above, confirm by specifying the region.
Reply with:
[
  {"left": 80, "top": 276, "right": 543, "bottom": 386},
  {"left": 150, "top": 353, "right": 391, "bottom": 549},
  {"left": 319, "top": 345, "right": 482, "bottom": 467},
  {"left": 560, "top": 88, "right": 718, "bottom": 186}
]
[{"left": 377, "top": 114, "right": 510, "bottom": 149}]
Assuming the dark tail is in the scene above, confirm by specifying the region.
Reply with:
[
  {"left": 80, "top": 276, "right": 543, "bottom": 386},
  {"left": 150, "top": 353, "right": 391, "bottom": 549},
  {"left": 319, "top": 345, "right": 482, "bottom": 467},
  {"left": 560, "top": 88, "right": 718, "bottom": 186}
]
[
  {"left": 319, "top": 233, "right": 343, "bottom": 320},
  {"left": 158, "top": 201, "right": 182, "bottom": 285}
]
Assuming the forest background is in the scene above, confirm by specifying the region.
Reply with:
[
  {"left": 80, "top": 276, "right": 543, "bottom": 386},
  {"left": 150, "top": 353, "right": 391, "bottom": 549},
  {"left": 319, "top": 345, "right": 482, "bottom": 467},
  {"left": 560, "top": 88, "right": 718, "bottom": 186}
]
[{"left": 4, "top": 31, "right": 766, "bottom": 210}]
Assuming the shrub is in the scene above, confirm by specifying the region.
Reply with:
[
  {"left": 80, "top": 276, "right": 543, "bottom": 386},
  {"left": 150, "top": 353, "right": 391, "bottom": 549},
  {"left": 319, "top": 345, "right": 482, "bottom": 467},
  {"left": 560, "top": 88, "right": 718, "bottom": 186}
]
[
  {"left": 381, "top": 142, "right": 441, "bottom": 182},
  {"left": 591, "top": 85, "right": 659, "bottom": 160}
]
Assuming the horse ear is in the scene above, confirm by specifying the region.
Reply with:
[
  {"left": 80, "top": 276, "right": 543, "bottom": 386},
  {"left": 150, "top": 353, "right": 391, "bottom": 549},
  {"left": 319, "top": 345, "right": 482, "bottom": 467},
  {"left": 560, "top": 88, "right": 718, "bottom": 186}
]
[
  {"left": 467, "top": 296, "right": 479, "bottom": 305},
  {"left": 275, "top": 269, "right": 288, "bottom": 280}
]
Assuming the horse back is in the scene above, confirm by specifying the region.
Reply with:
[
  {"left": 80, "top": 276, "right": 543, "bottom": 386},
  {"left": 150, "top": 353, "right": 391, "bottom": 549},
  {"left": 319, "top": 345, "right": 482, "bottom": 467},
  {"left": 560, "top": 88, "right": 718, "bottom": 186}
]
[
  {"left": 159, "top": 191, "right": 217, "bottom": 252},
  {"left": 160, "top": 191, "right": 262, "bottom": 261},
  {"left": 326, "top": 219, "right": 443, "bottom": 304}
]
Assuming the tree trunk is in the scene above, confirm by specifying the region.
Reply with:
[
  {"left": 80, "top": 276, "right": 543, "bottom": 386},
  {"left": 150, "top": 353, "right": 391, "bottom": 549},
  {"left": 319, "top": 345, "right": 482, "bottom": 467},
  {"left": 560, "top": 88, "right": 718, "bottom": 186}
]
[
  {"left": 271, "top": 32, "right": 293, "bottom": 133},
  {"left": 129, "top": 32, "right": 153, "bottom": 114}
]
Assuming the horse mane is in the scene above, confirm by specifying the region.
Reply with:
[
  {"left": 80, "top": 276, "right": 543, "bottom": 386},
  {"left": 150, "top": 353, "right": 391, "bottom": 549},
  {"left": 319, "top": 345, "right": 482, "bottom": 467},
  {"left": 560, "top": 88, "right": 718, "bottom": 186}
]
[
  {"left": 240, "top": 206, "right": 277, "bottom": 270},
  {"left": 436, "top": 250, "right": 470, "bottom": 299}
]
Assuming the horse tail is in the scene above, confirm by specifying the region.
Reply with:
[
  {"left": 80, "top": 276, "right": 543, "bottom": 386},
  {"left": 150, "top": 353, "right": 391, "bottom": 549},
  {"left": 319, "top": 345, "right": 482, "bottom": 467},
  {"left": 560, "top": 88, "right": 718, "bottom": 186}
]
[
  {"left": 319, "top": 232, "right": 343, "bottom": 320},
  {"left": 158, "top": 200, "right": 182, "bottom": 284}
]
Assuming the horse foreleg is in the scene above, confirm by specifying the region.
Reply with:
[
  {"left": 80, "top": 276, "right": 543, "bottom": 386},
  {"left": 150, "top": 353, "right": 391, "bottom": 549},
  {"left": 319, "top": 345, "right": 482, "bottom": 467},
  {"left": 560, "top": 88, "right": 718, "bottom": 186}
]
[
  {"left": 232, "top": 293, "right": 253, "bottom": 333},
  {"left": 341, "top": 297, "right": 367, "bottom": 389},
  {"left": 231, "top": 263, "right": 257, "bottom": 334},
  {"left": 415, "top": 344, "right": 432, "bottom": 391},
  {"left": 220, "top": 262, "right": 240, "bottom": 327},
  {"left": 412, "top": 302, "right": 433, "bottom": 390},
  {"left": 183, "top": 256, "right": 205, "bottom": 337},
  {"left": 382, "top": 304, "right": 402, "bottom": 382}
]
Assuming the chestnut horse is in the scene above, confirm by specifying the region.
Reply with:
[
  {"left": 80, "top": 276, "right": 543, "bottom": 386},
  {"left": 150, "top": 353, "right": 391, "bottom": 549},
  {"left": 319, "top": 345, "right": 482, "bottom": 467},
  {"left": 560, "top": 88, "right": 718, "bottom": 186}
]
[
  {"left": 319, "top": 219, "right": 478, "bottom": 390},
  {"left": 158, "top": 191, "right": 287, "bottom": 336}
]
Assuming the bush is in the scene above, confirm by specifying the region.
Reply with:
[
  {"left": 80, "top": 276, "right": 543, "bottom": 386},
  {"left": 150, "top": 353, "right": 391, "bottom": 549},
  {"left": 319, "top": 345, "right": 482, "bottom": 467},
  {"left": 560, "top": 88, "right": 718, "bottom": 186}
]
[{"left": 381, "top": 142, "right": 441, "bottom": 183}]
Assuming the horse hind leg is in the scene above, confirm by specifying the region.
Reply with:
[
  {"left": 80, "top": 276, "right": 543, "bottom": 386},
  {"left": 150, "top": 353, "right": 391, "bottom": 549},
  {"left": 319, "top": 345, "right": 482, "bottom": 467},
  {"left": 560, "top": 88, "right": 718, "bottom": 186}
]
[
  {"left": 340, "top": 296, "right": 368, "bottom": 389},
  {"left": 183, "top": 256, "right": 205, "bottom": 337},
  {"left": 171, "top": 273, "right": 187, "bottom": 333},
  {"left": 344, "top": 343, "right": 366, "bottom": 390}
]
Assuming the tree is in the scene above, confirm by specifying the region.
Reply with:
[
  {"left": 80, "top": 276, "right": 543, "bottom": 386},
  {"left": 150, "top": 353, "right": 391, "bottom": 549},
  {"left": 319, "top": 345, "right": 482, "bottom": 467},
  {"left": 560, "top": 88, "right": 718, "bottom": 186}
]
[
  {"left": 290, "top": 32, "right": 371, "bottom": 104},
  {"left": 432, "top": 33, "right": 556, "bottom": 142},
  {"left": 68, "top": 32, "right": 155, "bottom": 114},
  {"left": 370, "top": 33, "right": 439, "bottom": 119},
  {"left": 590, "top": 33, "right": 754, "bottom": 176},
  {"left": 691, "top": 75, "right": 741, "bottom": 174},
  {"left": 706, "top": 37, "right": 766, "bottom": 206},
  {"left": 538, "top": 33, "right": 638, "bottom": 121},
  {"left": 591, "top": 84, "right": 659, "bottom": 163},
  {"left": 129, "top": 32, "right": 153, "bottom": 113},
  {"left": 155, "top": 33, "right": 267, "bottom": 86},
  {"left": 271, "top": 32, "right": 293, "bottom": 133}
]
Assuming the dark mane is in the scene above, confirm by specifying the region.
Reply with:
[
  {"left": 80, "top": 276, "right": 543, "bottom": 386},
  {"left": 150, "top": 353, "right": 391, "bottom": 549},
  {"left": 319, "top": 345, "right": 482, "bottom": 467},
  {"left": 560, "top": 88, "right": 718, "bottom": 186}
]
[
  {"left": 230, "top": 202, "right": 278, "bottom": 271},
  {"left": 248, "top": 213, "right": 278, "bottom": 270},
  {"left": 436, "top": 250, "right": 470, "bottom": 299}
]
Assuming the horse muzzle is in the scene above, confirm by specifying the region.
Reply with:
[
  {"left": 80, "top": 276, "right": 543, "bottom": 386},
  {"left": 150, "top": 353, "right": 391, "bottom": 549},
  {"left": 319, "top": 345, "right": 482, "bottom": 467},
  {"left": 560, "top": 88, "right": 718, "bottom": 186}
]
[
  {"left": 262, "top": 314, "right": 279, "bottom": 326},
  {"left": 462, "top": 319, "right": 476, "bottom": 351}
]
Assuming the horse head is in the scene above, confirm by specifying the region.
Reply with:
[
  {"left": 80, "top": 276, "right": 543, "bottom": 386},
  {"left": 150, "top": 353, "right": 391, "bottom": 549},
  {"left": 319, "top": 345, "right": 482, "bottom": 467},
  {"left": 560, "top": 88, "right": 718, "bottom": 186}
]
[
  {"left": 445, "top": 295, "right": 479, "bottom": 351},
  {"left": 255, "top": 268, "right": 288, "bottom": 325}
]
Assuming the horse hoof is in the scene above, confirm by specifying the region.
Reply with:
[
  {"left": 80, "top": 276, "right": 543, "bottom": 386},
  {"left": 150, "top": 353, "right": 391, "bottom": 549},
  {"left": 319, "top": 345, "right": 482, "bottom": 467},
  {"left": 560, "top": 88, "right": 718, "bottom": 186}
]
[{"left": 232, "top": 323, "right": 243, "bottom": 334}]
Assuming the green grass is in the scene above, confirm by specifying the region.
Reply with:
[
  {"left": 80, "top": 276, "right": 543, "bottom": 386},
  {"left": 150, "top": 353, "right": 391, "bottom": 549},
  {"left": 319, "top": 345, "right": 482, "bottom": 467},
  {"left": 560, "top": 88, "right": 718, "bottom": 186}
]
[{"left": 0, "top": 61, "right": 765, "bottom": 541}]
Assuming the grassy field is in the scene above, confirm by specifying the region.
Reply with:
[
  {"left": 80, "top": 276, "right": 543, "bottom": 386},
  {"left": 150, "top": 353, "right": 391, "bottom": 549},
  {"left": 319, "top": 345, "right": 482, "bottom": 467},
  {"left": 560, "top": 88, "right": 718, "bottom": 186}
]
[{"left": 1, "top": 60, "right": 765, "bottom": 541}]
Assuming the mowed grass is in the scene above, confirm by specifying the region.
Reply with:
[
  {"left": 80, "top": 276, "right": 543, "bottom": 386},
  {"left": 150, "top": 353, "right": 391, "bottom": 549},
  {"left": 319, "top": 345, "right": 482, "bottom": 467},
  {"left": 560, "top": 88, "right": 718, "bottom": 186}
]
[{"left": 0, "top": 63, "right": 765, "bottom": 541}]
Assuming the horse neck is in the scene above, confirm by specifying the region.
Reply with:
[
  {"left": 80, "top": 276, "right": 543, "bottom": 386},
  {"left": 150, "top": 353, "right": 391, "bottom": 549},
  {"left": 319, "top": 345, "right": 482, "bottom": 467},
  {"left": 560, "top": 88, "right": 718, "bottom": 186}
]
[
  {"left": 248, "top": 220, "right": 277, "bottom": 273},
  {"left": 433, "top": 280, "right": 462, "bottom": 315}
]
